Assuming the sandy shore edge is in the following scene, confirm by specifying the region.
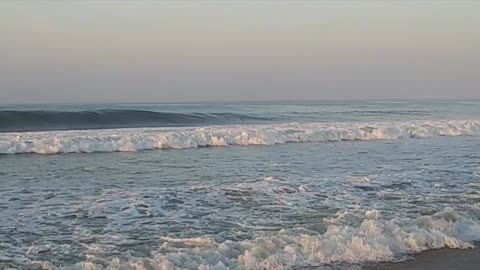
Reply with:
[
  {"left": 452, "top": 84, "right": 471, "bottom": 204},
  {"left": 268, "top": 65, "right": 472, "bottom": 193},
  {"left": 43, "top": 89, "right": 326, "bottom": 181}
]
[{"left": 364, "top": 247, "right": 480, "bottom": 270}]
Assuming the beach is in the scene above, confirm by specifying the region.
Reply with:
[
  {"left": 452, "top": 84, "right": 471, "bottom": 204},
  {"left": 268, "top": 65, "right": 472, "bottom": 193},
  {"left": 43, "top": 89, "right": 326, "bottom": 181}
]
[{"left": 366, "top": 247, "right": 480, "bottom": 270}]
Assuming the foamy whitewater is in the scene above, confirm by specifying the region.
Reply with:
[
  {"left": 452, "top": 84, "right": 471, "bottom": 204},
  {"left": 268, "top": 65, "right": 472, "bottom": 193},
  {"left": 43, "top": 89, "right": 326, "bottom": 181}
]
[
  {"left": 1, "top": 100, "right": 480, "bottom": 269},
  {"left": 1, "top": 120, "right": 480, "bottom": 155}
]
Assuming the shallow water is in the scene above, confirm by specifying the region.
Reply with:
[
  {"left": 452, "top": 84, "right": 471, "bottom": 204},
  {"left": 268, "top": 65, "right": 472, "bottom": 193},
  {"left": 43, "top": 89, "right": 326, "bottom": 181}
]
[{"left": 1, "top": 101, "right": 480, "bottom": 269}]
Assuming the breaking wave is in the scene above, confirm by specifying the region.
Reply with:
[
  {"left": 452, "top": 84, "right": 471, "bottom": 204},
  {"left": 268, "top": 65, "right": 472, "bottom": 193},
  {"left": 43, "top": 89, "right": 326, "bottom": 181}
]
[
  {"left": 14, "top": 208, "right": 480, "bottom": 269},
  {"left": 0, "top": 110, "right": 271, "bottom": 132},
  {"left": 1, "top": 120, "right": 479, "bottom": 155}
]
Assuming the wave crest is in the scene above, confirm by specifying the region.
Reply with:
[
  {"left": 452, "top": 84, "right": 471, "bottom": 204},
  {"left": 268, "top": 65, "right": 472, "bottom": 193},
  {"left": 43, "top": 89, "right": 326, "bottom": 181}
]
[{"left": 1, "top": 120, "right": 479, "bottom": 154}]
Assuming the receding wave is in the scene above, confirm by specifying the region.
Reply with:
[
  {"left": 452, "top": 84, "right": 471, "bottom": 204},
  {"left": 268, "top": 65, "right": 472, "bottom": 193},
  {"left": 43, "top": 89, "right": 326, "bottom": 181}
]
[
  {"left": 1, "top": 120, "right": 479, "bottom": 154},
  {"left": 0, "top": 110, "right": 271, "bottom": 132}
]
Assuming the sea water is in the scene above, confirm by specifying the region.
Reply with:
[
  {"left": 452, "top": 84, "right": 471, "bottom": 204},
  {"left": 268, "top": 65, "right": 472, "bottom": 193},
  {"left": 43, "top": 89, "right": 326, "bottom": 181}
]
[{"left": 1, "top": 100, "right": 480, "bottom": 269}]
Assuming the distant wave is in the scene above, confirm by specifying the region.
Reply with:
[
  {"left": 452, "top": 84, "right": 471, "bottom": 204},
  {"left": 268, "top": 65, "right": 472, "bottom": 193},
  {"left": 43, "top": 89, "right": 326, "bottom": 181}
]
[
  {"left": 1, "top": 120, "right": 479, "bottom": 154},
  {"left": 0, "top": 110, "right": 272, "bottom": 132},
  {"left": 348, "top": 110, "right": 431, "bottom": 115}
]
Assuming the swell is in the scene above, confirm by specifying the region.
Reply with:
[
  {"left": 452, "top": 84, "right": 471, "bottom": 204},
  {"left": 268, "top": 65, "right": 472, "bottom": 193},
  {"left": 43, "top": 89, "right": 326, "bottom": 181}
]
[
  {"left": 1, "top": 120, "right": 479, "bottom": 154},
  {"left": 0, "top": 110, "right": 271, "bottom": 132}
]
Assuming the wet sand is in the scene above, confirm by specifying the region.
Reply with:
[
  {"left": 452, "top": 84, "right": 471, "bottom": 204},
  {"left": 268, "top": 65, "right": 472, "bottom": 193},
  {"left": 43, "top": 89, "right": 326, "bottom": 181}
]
[{"left": 365, "top": 248, "right": 480, "bottom": 270}]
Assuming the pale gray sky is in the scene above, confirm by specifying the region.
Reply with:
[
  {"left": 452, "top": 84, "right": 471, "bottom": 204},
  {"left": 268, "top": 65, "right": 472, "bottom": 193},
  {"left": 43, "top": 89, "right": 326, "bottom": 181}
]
[{"left": 1, "top": 1, "right": 479, "bottom": 103}]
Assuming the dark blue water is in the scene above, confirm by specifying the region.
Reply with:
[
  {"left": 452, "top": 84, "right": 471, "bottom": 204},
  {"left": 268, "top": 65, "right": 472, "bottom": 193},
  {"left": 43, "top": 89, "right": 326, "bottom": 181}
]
[{"left": 1, "top": 100, "right": 479, "bottom": 132}]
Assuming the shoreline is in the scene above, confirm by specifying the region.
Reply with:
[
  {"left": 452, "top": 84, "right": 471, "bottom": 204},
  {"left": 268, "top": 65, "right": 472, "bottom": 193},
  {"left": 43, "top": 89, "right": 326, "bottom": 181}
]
[{"left": 364, "top": 247, "right": 480, "bottom": 270}]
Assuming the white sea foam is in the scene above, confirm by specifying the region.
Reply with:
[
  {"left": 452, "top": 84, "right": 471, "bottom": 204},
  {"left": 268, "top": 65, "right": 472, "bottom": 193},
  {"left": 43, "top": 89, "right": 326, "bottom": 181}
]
[
  {"left": 1, "top": 120, "right": 479, "bottom": 155},
  {"left": 18, "top": 208, "right": 480, "bottom": 270},
  {"left": 349, "top": 176, "right": 372, "bottom": 183}
]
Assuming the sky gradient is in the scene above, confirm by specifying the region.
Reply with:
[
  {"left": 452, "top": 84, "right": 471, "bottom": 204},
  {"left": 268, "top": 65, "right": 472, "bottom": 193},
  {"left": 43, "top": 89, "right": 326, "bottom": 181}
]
[{"left": 1, "top": 1, "right": 479, "bottom": 103}]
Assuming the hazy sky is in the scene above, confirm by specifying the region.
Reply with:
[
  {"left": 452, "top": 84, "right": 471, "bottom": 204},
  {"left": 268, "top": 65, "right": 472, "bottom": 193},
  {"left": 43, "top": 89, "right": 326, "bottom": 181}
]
[{"left": 1, "top": 1, "right": 479, "bottom": 103}]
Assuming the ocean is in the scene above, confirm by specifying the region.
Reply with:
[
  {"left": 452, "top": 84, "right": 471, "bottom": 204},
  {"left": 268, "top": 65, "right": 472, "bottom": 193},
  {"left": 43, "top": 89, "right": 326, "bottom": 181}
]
[{"left": 1, "top": 100, "right": 480, "bottom": 269}]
